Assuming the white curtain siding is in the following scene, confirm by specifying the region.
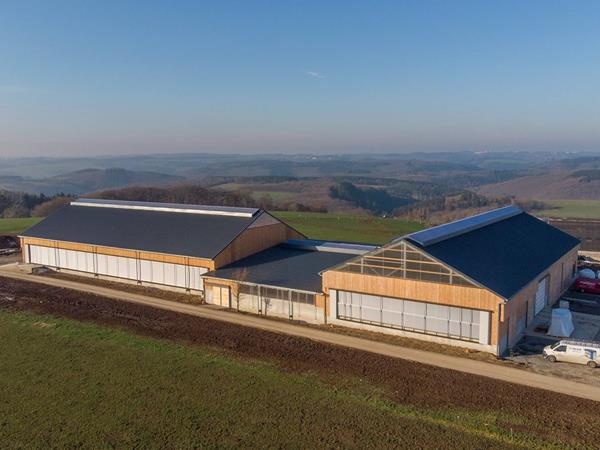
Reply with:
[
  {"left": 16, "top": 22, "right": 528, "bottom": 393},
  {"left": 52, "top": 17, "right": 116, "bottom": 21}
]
[
  {"left": 29, "top": 245, "right": 56, "bottom": 267},
  {"left": 337, "top": 290, "right": 481, "bottom": 342},
  {"left": 263, "top": 295, "right": 289, "bottom": 316},
  {"left": 238, "top": 292, "right": 260, "bottom": 313},
  {"left": 28, "top": 245, "right": 206, "bottom": 291},
  {"left": 189, "top": 267, "right": 205, "bottom": 291},
  {"left": 235, "top": 285, "right": 318, "bottom": 321}
]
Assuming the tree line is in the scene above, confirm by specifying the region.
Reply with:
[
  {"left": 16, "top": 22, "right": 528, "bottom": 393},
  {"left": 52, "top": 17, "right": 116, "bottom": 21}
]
[{"left": 0, "top": 191, "right": 73, "bottom": 219}]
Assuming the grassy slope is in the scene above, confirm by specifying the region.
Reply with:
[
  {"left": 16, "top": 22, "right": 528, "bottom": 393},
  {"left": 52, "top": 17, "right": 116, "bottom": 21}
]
[
  {"left": 272, "top": 211, "right": 423, "bottom": 244},
  {"left": 539, "top": 200, "right": 600, "bottom": 219},
  {"left": 0, "top": 217, "right": 42, "bottom": 235},
  {"left": 0, "top": 309, "right": 552, "bottom": 449}
]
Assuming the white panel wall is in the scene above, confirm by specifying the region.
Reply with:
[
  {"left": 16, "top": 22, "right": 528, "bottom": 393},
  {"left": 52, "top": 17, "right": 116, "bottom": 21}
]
[
  {"left": 175, "top": 264, "right": 187, "bottom": 288},
  {"left": 238, "top": 292, "right": 260, "bottom": 313},
  {"left": 29, "top": 245, "right": 56, "bottom": 267},
  {"left": 336, "top": 290, "right": 485, "bottom": 343},
  {"left": 27, "top": 245, "right": 206, "bottom": 292},
  {"left": 189, "top": 267, "right": 206, "bottom": 291},
  {"left": 97, "top": 253, "right": 108, "bottom": 275},
  {"left": 151, "top": 261, "right": 164, "bottom": 284},
  {"left": 140, "top": 259, "right": 153, "bottom": 282}
]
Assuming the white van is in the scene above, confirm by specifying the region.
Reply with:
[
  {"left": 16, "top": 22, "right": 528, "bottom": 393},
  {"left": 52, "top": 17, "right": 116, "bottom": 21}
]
[{"left": 543, "top": 340, "right": 600, "bottom": 368}]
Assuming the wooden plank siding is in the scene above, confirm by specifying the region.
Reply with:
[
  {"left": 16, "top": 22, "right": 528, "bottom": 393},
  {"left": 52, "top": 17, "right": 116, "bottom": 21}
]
[
  {"left": 213, "top": 222, "right": 304, "bottom": 268},
  {"left": 20, "top": 237, "right": 215, "bottom": 269},
  {"left": 500, "top": 248, "right": 578, "bottom": 348}
]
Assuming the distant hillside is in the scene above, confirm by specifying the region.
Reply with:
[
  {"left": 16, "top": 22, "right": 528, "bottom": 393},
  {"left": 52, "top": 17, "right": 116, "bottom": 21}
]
[
  {"left": 0, "top": 168, "right": 183, "bottom": 195},
  {"left": 477, "top": 170, "right": 600, "bottom": 200}
]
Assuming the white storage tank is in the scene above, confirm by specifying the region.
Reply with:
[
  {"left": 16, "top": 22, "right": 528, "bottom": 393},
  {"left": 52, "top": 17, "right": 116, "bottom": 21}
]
[{"left": 578, "top": 268, "right": 596, "bottom": 279}]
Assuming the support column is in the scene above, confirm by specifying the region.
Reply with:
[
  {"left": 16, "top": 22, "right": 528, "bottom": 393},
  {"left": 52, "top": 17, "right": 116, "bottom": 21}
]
[{"left": 329, "top": 289, "right": 338, "bottom": 319}]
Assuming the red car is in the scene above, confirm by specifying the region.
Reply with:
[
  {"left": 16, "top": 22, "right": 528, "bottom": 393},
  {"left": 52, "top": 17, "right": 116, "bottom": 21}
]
[{"left": 574, "top": 277, "right": 600, "bottom": 295}]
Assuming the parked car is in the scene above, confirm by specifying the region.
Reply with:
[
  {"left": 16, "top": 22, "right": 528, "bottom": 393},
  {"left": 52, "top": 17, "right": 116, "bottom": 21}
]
[
  {"left": 574, "top": 277, "right": 600, "bottom": 294},
  {"left": 543, "top": 340, "right": 600, "bottom": 367}
]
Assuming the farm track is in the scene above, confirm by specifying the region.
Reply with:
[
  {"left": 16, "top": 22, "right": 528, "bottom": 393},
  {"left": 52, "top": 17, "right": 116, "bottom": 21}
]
[{"left": 1, "top": 276, "right": 599, "bottom": 447}]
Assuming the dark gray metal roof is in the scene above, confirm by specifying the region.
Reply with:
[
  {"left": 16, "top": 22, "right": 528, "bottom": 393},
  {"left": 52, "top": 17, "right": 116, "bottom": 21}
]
[
  {"left": 21, "top": 204, "right": 262, "bottom": 259},
  {"left": 407, "top": 211, "right": 580, "bottom": 299},
  {"left": 205, "top": 244, "right": 355, "bottom": 293}
]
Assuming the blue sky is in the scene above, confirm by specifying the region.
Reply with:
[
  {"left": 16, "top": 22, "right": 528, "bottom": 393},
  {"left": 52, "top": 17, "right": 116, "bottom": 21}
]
[{"left": 1, "top": 0, "right": 599, "bottom": 156}]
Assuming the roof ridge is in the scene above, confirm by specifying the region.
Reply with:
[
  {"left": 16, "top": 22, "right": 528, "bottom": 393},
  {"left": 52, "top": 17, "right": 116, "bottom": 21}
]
[
  {"left": 406, "top": 205, "right": 523, "bottom": 247},
  {"left": 72, "top": 198, "right": 260, "bottom": 218}
]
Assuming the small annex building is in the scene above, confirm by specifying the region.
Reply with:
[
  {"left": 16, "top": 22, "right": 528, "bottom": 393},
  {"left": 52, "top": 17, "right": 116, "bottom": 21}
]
[
  {"left": 203, "top": 240, "right": 375, "bottom": 322},
  {"left": 322, "top": 206, "right": 580, "bottom": 355},
  {"left": 19, "top": 198, "right": 304, "bottom": 293}
]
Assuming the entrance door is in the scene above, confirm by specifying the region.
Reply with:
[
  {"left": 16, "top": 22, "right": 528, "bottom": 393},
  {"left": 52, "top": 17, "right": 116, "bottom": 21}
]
[
  {"left": 534, "top": 277, "right": 548, "bottom": 315},
  {"left": 207, "top": 285, "right": 230, "bottom": 307}
]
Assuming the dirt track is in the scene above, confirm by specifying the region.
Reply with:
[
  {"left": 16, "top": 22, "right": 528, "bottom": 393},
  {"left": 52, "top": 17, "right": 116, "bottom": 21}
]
[{"left": 1, "top": 276, "right": 599, "bottom": 447}]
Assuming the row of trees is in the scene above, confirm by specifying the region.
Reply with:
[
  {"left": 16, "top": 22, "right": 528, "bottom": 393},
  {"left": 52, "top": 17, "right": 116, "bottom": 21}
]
[
  {"left": 0, "top": 191, "right": 73, "bottom": 219},
  {"left": 329, "top": 182, "right": 413, "bottom": 215}
]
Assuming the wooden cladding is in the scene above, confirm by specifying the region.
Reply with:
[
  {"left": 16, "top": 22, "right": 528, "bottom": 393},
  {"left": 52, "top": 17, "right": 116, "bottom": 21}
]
[
  {"left": 20, "top": 237, "right": 215, "bottom": 270},
  {"left": 213, "top": 222, "right": 304, "bottom": 268},
  {"left": 498, "top": 248, "right": 578, "bottom": 344},
  {"left": 323, "top": 270, "right": 502, "bottom": 311}
]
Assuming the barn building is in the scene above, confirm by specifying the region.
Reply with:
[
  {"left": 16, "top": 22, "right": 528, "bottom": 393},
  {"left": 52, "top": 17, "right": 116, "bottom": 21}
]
[
  {"left": 19, "top": 198, "right": 304, "bottom": 293},
  {"left": 20, "top": 201, "right": 580, "bottom": 355},
  {"left": 322, "top": 206, "right": 580, "bottom": 355}
]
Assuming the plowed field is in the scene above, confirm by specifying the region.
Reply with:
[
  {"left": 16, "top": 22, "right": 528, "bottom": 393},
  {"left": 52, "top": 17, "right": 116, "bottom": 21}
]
[{"left": 1, "top": 276, "right": 597, "bottom": 448}]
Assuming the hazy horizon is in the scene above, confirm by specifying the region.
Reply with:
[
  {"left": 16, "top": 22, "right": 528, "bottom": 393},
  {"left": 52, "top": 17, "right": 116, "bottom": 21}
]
[{"left": 2, "top": 1, "right": 599, "bottom": 157}]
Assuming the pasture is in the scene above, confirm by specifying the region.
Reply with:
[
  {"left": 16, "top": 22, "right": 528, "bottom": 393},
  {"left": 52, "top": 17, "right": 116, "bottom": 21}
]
[
  {"left": 0, "top": 217, "right": 42, "bottom": 235},
  {"left": 272, "top": 211, "right": 423, "bottom": 244},
  {"left": 539, "top": 200, "right": 600, "bottom": 219}
]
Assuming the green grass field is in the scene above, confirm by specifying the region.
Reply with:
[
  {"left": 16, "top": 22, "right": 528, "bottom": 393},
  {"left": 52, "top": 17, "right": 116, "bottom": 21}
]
[
  {"left": 0, "top": 309, "right": 552, "bottom": 449},
  {"left": 272, "top": 211, "right": 423, "bottom": 244},
  {"left": 0, "top": 217, "right": 42, "bottom": 235},
  {"left": 539, "top": 200, "right": 600, "bottom": 219}
]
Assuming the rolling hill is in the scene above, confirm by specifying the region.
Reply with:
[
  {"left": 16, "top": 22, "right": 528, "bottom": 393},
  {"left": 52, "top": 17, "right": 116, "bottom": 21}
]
[
  {"left": 0, "top": 168, "right": 183, "bottom": 195},
  {"left": 477, "top": 170, "right": 600, "bottom": 200}
]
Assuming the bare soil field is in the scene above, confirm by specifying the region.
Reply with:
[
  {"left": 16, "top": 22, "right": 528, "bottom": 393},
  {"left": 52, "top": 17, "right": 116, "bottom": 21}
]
[{"left": 1, "top": 276, "right": 599, "bottom": 447}]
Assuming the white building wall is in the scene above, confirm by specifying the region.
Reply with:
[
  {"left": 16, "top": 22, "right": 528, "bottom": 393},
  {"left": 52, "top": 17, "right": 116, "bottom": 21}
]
[
  {"left": 328, "top": 289, "right": 497, "bottom": 354},
  {"left": 27, "top": 244, "right": 207, "bottom": 293}
]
